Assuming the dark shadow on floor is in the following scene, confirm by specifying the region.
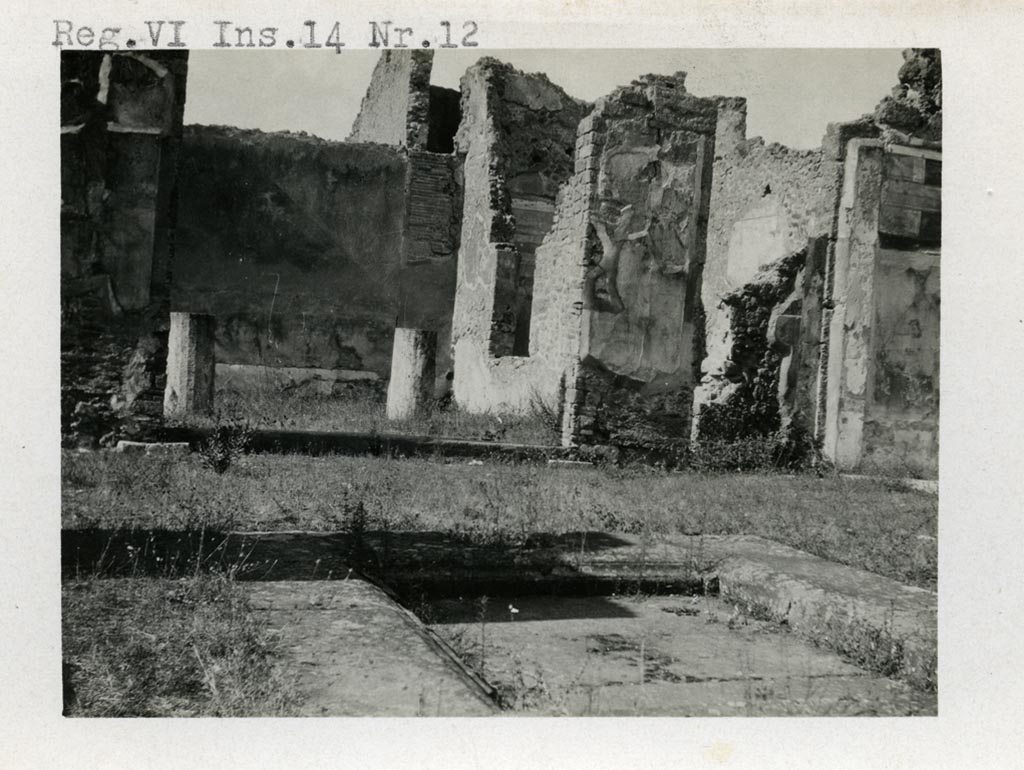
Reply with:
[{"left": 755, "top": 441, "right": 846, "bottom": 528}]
[
  {"left": 423, "top": 595, "right": 638, "bottom": 624},
  {"left": 61, "top": 527, "right": 703, "bottom": 602},
  {"left": 156, "top": 426, "right": 563, "bottom": 458}
]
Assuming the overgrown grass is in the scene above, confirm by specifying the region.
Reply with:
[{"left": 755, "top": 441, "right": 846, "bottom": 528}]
[
  {"left": 62, "top": 573, "right": 301, "bottom": 716},
  {"left": 62, "top": 450, "right": 937, "bottom": 588},
  {"left": 177, "top": 386, "right": 559, "bottom": 445}
]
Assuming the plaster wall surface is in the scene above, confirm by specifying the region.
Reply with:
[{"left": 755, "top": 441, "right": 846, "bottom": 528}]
[
  {"left": 700, "top": 134, "right": 842, "bottom": 379},
  {"left": 565, "top": 76, "right": 716, "bottom": 448},
  {"left": 825, "top": 141, "right": 884, "bottom": 467},
  {"left": 865, "top": 248, "right": 939, "bottom": 473},
  {"left": 173, "top": 126, "right": 410, "bottom": 379},
  {"left": 580, "top": 86, "right": 714, "bottom": 387},
  {"left": 690, "top": 102, "right": 850, "bottom": 446}
]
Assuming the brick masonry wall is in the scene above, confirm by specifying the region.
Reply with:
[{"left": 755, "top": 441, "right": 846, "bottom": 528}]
[
  {"left": 400, "top": 149, "right": 462, "bottom": 387},
  {"left": 404, "top": 150, "right": 461, "bottom": 265}
]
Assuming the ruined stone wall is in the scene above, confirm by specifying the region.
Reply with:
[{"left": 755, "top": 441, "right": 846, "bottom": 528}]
[
  {"left": 701, "top": 137, "right": 842, "bottom": 365},
  {"left": 561, "top": 76, "right": 717, "bottom": 450},
  {"left": 173, "top": 126, "right": 409, "bottom": 380},
  {"left": 61, "top": 50, "right": 188, "bottom": 446},
  {"left": 450, "top": 58, "right": 588, "bottom": 414},
  {"left": 348, "top": 50, "right": 434, "bottom": 148},
  {"left": 344, "top": 50, "right": 463, "bottom": 392},
  {"left": 692, "top": 48, "right": 941, "bottom": 473},
  {"left": 173, "top": 124, "right": 463, "bottom": 393},
  {"left": 692, "top": 103, "right": 845, "bottom": 446},
  {"left": 819, "top": 50, "right": 940, "bottom": 475}
]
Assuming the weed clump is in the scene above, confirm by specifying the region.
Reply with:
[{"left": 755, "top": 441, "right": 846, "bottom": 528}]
[
  {"left": 198, "top": 420, "right": 253, "bottom": 474},
  {"left": 62, "top": 574, "right": 301, "bottom": 716},
  {"left": 687, "top": 425, "right": 828, "bottom": 474}
]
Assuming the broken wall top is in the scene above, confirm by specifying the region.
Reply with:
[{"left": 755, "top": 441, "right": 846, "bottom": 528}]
[
  {"left": 706, "top": 48, "right": 941, "bottom": 165},
  {"left": 455, "top": 57, "right": 590, "bottom": 208},
  {"left": 590, "top": 72, "right": 718, "bottom": 137},
  {"left": 873, "top": 48, "right": 942, "bottom": 143},
  {"left": 61, "top": 50, "right": 189, "bottom": 136},
  {"left": 348, "top": 50, "right": 435, "bottom": 148}
]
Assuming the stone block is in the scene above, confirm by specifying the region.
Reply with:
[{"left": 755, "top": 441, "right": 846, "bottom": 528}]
[{"left": 114, "top": 440, "right": 190, "bottom": 455}]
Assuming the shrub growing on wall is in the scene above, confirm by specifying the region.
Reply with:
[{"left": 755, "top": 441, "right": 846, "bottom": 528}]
[{"left": 693, "top": 248, "right": 822, "bottom": 470}]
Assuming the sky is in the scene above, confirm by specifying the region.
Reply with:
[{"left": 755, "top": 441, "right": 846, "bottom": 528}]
[{"left": 184, "top": 49, "right": 903, "bottom": 149}]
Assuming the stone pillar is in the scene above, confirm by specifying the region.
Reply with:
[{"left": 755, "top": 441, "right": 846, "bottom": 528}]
[
  {"left": 163, "top": 312, "right": 215, "bottom": 419},
  {"left": 823, "top": 140, "right": 941, "bottom": 474},
  {"left": 823, "top": 140, "right": 884, "bottom": 468},
  {"left": 386, "top": 328, "right": 437, "bottom": 420}
]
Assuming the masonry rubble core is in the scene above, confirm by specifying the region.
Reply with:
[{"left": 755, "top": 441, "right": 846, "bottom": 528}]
[{"left": 60, "top": 49, "right": 941, "bottom": 477}]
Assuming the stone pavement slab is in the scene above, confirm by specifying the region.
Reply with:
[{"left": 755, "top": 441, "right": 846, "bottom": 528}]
[
  {"left": 244, "top": 579, "right": 497, "bottom": 716},
  {"left": 704, "top": 535, "right": 937, "bottom": 689},
  {"left": 425, "top": 594, "right": 935, "bottom": 716},
  {"left": 371, "top": 531, "right": 937, "bottom": 690},
  {"left": 62, "top": 529, "right": 936, "bottom": 692}
]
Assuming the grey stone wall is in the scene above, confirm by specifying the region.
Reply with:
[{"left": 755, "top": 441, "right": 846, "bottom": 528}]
[
  {"left": 824, "top": 142, "right": 940, "bottom": 477},
  {"left": 693, "top": 48, "right": 941, "bottom": 475}
]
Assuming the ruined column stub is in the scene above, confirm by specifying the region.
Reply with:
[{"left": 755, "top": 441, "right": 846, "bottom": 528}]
[
  {"left": 386, "top": 328, "right": 438, "bottom": 420},
  {"left": 163, "top": 312, "right": 215, "bottom": 419}
]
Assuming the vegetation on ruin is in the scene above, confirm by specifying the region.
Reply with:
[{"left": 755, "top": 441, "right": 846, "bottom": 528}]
[
  {"left": 62, "top": 572, "right": 301, "bottom": 717},
  {"left": 62, "top": 450, "right": 937, "bottom": 589}
]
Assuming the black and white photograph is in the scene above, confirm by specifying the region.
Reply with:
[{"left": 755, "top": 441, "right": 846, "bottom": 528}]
[
  {"left": 3, "top": 2, "right": 1024, "bottom": 768},
  {"left": 57, "top": 45, "right": 940, "bottom": 717}
]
